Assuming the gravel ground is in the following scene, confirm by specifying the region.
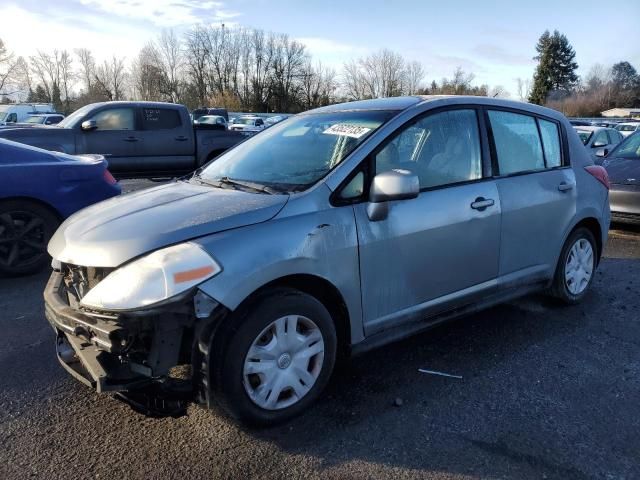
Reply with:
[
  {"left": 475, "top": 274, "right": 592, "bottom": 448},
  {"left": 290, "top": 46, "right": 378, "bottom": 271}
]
[{"left": 0, "top": 180, "right": 638, "bottom": 479}]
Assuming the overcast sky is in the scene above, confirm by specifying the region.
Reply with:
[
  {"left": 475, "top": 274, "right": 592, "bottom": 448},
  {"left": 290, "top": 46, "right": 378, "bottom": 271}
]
[{"left": 1, "top": 0, "right": 639, "bottom": 96}]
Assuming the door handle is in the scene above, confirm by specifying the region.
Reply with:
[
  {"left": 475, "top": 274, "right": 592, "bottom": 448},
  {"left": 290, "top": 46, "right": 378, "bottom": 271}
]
[
  {"left": 124, "top": 136, "right": 138, "bottom": 142},
  {"left": 175, "top": 136, "right": 188, "bottom": 141},
  {"left": 470, "top": 197, "right": 495, "bottom": 211},
  {"left": 557, "top": 182, "right": 575, "bottom": 192}
]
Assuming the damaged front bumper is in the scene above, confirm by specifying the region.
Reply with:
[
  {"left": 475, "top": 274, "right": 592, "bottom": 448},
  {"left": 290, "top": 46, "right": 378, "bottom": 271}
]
[{"left": 44, "top": 270, "right": 225, "bottom": 416}]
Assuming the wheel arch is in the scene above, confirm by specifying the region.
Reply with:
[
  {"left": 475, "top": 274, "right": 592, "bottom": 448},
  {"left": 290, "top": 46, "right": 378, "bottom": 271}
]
[
  {"left": 0, "top": 196, "right": 63, "bottom": 222},
  {"left": 570, "top": 217, "right": 604, "bottom": 265},
  {"left": 231, "top": 274, "right": 352, "bottom": 358}
]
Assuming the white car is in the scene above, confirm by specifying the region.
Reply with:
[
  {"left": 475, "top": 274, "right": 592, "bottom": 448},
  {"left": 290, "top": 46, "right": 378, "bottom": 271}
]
[
  {"left": 615, "top": 122, "right": 640, "bottom": 137},
  {"left": 0, "top": 103, "right": 56, "bottom": 125},
  {"left": 229, "top": 116, "right": 266, "bottom": 134},
  {"left": 21, "top": 113, "right": 66, "bottom": 126}
]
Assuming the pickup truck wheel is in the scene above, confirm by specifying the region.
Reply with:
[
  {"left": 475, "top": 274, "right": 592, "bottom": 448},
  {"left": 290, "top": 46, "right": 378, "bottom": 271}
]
[
  {"left": 209, "top": 288, "right": 337, "bottom": 426},
  {"left": 549, "top": 227, "right": 597, "bottom": 304},
  {"left": 0, "top": 200, "right": 59, "bottom": 276}
]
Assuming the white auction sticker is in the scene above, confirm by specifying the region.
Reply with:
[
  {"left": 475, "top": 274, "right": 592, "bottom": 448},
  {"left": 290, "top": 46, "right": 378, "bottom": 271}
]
[{"left": 323, "top": 124, "right": 372, "bottom": 139}]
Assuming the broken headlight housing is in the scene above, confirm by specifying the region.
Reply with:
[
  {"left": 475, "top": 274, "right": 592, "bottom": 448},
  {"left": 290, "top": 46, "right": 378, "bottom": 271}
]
[{"left": 80, "top": 242, "right": 221, "bottom": 311}]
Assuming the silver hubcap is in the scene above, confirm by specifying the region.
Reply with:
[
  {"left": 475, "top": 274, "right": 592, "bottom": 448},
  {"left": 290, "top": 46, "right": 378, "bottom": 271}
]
[
  {"left": 243, "top": 315, "right": 324, "bottom": 410},
  {"left": 565, "top": 238, "right": 594, "bottom": 295}
]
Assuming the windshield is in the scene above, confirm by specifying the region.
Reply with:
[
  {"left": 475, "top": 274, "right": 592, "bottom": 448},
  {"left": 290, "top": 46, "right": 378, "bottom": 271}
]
[
  {"left": 199, "top": 110, "right": 394, "bottom": 192},
  {"left": 58, "top": 104, "right": 93, "bottom": 128},
  {"left": 614, "top": 133, "right": 640, "bottom": 159},
  {"left": 616, "top": 124, "right": 638, "bottom": 132},
  {"left": 23, "top": 116, "right": 45, "bottom": 124},
  {"left": 576, "top": 130, "right": 592, "bottom": 145}
]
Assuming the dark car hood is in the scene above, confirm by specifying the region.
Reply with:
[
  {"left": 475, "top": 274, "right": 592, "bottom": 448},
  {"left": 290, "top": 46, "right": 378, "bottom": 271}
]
[
  {"left": 48, "top": 180, "right": 288, "bottom": 267},
  {"left": 604, "top": 157, "right": 640, "bottom": 186}
]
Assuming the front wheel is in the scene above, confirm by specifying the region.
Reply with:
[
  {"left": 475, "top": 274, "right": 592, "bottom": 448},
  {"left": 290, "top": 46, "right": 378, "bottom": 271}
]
[
  {"left": 209, "top": 288, "right": 337, "bottom": 426},
  {"left": 549, "top": 227, "right": 597, "bottom": 304}
]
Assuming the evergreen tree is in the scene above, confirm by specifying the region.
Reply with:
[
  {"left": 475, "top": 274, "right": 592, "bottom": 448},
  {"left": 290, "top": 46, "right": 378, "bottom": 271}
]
[
  {"left": 51, "top": 81, "right": 63, "bottom": 112},
  {"left": 529, "top": 30, "right": 579, "bottom": 105},
  {"left": 611, "top": 61, "right": 639, "bottom": 91},
  {"left": 31, "top": 85, "right": 49, "bottom": 103}
]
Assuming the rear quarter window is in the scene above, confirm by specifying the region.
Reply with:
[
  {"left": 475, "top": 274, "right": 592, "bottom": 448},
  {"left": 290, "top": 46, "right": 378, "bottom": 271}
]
[
  {"left": 142, "top": 108, "right": 182, "bottom": 130},
  {"left": 538, "top": 119, "right": 562, "bottom": 167}
]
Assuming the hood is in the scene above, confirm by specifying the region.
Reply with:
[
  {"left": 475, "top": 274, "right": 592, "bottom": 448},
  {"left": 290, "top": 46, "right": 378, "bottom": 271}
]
[
  {"left": 604, "top": 157, "right": 640, "bottom": 186},
  {"left": 48, "top": 180, "right": 289, "bottom": 267}
]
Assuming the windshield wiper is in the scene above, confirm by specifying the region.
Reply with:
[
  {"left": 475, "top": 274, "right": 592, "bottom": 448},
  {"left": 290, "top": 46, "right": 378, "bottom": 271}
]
[
  {"left": 217, "top": 177, "right": 281, "bottom": 195},
  {"left": 192, "top": 173, "right": 281, "bottom": 195}
]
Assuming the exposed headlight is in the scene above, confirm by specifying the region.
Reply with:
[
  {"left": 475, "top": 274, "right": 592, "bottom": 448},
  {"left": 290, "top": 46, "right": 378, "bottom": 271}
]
[{"left": 80, "top": 243, "right": 221, "bottom": 311}]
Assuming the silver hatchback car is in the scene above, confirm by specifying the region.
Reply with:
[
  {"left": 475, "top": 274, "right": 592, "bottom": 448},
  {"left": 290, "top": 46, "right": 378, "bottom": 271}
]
[{"left": 45, "top": 96, "right": 611, "bottom": 425}]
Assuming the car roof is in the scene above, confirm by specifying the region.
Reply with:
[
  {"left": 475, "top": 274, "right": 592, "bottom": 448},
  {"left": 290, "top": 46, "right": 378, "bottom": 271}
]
[
  {"left": 617, "top": 122, "right": 639, "bottom": 126},
  {"left": 306, "top": 95, "right": 568, "bottom": 121}
]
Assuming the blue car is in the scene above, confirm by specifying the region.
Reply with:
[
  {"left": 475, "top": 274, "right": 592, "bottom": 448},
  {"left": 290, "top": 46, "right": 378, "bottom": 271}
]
[{"left": 0, "top": 139, "right": 120, "bottom": 275}]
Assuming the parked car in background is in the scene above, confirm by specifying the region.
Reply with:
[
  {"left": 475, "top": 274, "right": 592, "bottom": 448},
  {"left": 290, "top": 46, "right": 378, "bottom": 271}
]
[
  {"left": 615, "top": 122, "right": 640, "bottom": 137},
  {"left": 569, "top": 119, "right": 592, "bottom": 127},
  {"left": 0, "top": 103, "right": 55, "bottom": 125},
  {"left": 598, "top": 132, "right": 640, "bottom": 224},
  {"left": 194, "top": 115, "right": 228, "bottom": 130},
  {"left": 0, "top": 139, "right": 120, "bottom": 276},
  {"left": 574, "top": 126, "right": 623, "bottom": 161},
  {"left": 0, "top": 102, "right": 246, "bottom": 178},
  {"left": 21, "top": 113, "right": 66, "bottom": 126},
  {"left": 44, "top": 96, "right": 610, "bottom": 425},
  {"left": 229, "top": 115, "right": 266, "bottom": 134},
  {"left": 264, "top": 115, "right": 287, "bottom": 127},
  {"left": 192, "top": 107, "right": 229, "bottom": 122}
]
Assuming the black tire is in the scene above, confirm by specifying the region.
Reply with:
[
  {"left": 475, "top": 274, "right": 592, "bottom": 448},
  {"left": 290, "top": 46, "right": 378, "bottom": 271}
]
[
  {"left": 549, "top": 227, "right": 597, "bottom": 304},
  {"left": 0, "top": 200, "right": 59, "bottom": 276},
  {"left": 208, "top": 288, "right": 337, "bottom": 426}
]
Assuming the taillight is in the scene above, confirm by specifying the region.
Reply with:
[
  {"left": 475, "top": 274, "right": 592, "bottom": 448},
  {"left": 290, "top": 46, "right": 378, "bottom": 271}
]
[
  {"left": 584, "top": 165, "right": 609, "bottom": 190},
  {"left": 103, "top": 169, "right": 117, "bottom": 185}
]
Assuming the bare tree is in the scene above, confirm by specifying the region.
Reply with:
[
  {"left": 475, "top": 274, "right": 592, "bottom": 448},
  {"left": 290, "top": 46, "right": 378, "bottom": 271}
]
[
  {"left": 131, "top": 45, "right": 164, "bottom": 101},
  {"left": 58, "top": 50, "right": 74, "bottom": 112},
  {"left": 95, "top": 56, "right": 127, "bottom": 100},
  {"left": 30, "top": 50, "right": 60, "bottom": 100},
  {"left": 516, "top": 77, "right": 532, "bottom": 102},
  {"left": 342, "top": 49, "right": 424, "bottom": 100},
  {"left": 0, "top": 38, "right": 18, "bottom": 94},
  {"left": 184, "top": 25, "right": 211, "bottom": 106},
  {"left": 271, "top": 34, "right": 306, "bottom": 111},
  {"left": 404, "top": 60, "right": 425, "bottom": 95},
  {"left": 75, "top": 48, "right": 96, "bottom": 93},
  {"left": 301, "top": 60, "right": 337, "bottom": 109},
  {"left": 154, "top": 29, "right": 185, "bottom": 103}
]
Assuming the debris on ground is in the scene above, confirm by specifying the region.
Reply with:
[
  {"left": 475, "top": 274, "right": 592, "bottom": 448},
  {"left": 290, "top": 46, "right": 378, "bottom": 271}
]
[
  {"left": 418, "top": 368, "right": 463, "bottom": 379},
  {"left": 393, "top": 397, "right": 403, "bottom": 407}
]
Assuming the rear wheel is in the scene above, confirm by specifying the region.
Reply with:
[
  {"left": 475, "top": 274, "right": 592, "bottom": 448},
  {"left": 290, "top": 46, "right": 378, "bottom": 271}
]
[
  {"left": 0, "top": 200, "right": 59, "bottom": 276},
  {"left": 209, "top": 288, "right": 337, "bottom": 426},
  {"left": 549, "top": 227, "right": 597, "bottom": 304}
]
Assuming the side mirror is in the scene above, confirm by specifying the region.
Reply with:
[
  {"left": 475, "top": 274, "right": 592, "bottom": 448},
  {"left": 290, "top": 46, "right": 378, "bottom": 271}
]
[
  {"left": 81, "top": 119, "right": 97, "bottom": 131},
  {"left": 367, "top": 169, "right": 419, "bottom": 221},
  {"left": 595, "top": 148, "right": 607, "bottom": 158},
  {"left": 592, "top": 141, "right": 606, "bottom": 148}
]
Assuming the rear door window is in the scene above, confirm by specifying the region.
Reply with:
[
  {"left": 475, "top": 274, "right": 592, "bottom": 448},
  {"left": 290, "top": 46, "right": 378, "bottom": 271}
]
[
  {"left": 141, "top": 108, "right": 182, "bottom": 130},
  {"left": 488, "top": 110, "right": 545, "bottom": 175}
]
